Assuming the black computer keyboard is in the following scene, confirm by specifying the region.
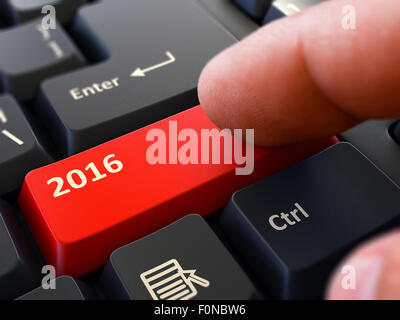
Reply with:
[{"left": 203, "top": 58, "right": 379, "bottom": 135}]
[{"left": 1, "top": 0, "right": 400, "bottom": 301}]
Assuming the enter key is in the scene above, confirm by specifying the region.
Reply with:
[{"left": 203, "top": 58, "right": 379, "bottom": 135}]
[{"left": 37, "top": 0, "right": 237, "bottom": 156}]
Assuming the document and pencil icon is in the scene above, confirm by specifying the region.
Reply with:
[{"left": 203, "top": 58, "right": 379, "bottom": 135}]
[{"left": 140, "top": 259, "right": 210, "bottom": 300}]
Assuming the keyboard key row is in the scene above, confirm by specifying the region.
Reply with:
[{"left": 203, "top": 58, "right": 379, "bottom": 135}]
[
  {"left": 101, "top": 214, "right": 258, "bottom": 300},
  {"left": 1, "top": 0, "right": 331, "bottom": 160},
  {"left": 14, "top": 139, "right": 400, "bottom": 299},
  {"left": 38, "top": 0, "right": 237, "bottom": 156},
  {"left": 13, "top": 215, "right": 262, "bottom": 300},
  {"left": 19, "top": 105, "right": 337, "bottom": 277},
  {"left": 17, "top": 139, "right": 400, "bottom": 300},
  {"left": 221, "top": 143, "right": 400, "bottom": 299},
  {"left": 14, "top": 215, "right": 260, "bottom": 300}
]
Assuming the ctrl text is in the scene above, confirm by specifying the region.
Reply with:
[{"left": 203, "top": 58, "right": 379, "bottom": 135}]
[{"left": 268, "top": 202, "right": 310, "bottom": 231}]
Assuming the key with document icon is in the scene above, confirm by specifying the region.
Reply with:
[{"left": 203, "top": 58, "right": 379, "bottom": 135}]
[
  {"left": 100, "top": 215, "right": 259, "bottom": 299},
  {"left": 140, "top": 259, "right": 210, "bottom": 300}
]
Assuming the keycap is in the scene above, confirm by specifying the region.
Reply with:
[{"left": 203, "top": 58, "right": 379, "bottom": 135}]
[
  {"left": 17, "top": 276, "right": 95, "bottom": 300},
  {"left": 220, "top": 143, "right": 400, "bottom": 299},
  {"left": 263, "top": 0, "right": 325, "bottom": 24},
  {"left": 101, "top": 214, "right": 258, "bottom": 300},
  {"left": 341, "top": 120, "right": 400, "bottom": 186},
  {"left": 38, "top": 0, "right": 237, "bottom": 156},
  {"left": 198, "top": 0, "right": 259, "bottom": 39},
  {"left": 232, "top": 0, "right": 271, "bottom": 22},
  {"left": 0, "top": 95, "right": 52, "bottom": 195},
  {"left": 0, "top": 199, "right": 41, "bottom": 299},
  {"left": 0, "top": 18, "right": 85, "bottom": 101},
  {"left": 3, "top": 0, "right": 86, "bottom": 24},
  {"left": 19, "top": 105, "right": 337, "bottom": 277}
]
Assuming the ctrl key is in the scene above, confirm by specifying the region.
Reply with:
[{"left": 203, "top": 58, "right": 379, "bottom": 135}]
[
  {"left": 100, "top": 214, "right": 258, "bottom": 300},
  {"left": 221, "top": 142, "right": 400, "bottom": 299}
]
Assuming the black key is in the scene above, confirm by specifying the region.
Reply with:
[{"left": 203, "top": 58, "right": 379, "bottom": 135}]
[
  {"left": 341, "top": 120, "right": 400, "bottom": 186},
  {"left": 232, "top": 0, "right": 271, "bottom": 22},
  {"left": 17, "top": 276, "right": 95, "bottom": 300},
  {"left": 101, "top": 215, "right": 258, "bottom": 300},
  {"left": 220, "top": 143, "right": 400, "bottom": 299},
  {"left": 198, "top": 0, "right": 259, "bottom": 40},
  {"left": 2, "top": 0, "right": 86, "bottom": 24},
  {"left": 38, "top": 0, "right": 236, "bottom": 156},
  {"left": 0, "top": 95, "right": 52, "bottom": 195},
  {"left": 263, "top": 0, "right": 324, "bottom": 24},
  {"left": 0, "top": 199, "right": 41, "bottom": 299},
  {"left": 0, "top": 18, "right": 85, "bottom": 101}
]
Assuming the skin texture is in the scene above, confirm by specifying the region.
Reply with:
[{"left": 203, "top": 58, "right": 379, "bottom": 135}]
[
  {"left": 326, "top": 231, "right": 400, "bottom": 300},
  {"left": 198, "top": 0, "right": 400, "bottom": 299},
  {"left": 199, "top": 0, "right": 400, "bottom": 146}
]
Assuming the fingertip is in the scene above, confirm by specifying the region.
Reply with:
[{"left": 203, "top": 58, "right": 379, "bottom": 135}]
[
  {"left": 198, "top": 52, "right": 219, "bottom": 125},
  {"left": 199, "top": 0, "right": 400, "bottom": 147},
  {"left": 326, "top": 231, "right": 400, "bottom": 300}
]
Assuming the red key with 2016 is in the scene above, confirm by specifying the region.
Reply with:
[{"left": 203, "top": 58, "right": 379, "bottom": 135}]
[{"left": 19, "top": 105, "right": 337, "bottom": 277}]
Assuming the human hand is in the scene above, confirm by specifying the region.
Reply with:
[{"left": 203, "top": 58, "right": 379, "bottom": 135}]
[{"left": 198, "top": 0, "right": 400, "bottom": 299}]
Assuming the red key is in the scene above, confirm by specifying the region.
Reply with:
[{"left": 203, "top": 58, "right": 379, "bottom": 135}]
[{"left": 19, "top": 106, "right": 337, "bottom": 277}]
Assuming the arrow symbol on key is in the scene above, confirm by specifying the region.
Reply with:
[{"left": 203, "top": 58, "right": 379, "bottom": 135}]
[{"left": 130, "top": 51, "right": 176, "bottom": 77}]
